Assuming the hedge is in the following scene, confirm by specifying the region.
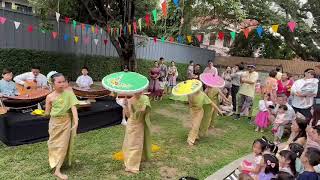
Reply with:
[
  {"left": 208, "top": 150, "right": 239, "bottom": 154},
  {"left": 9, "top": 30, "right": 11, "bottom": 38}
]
[{"left": 0, "top": 49, "right": 189, "bottom": 81}]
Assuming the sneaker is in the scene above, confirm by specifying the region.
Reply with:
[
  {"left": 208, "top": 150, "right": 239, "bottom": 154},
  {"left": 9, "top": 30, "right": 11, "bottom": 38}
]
[{"left": 121, "top": 119, "right": 127, "bottom": 126}]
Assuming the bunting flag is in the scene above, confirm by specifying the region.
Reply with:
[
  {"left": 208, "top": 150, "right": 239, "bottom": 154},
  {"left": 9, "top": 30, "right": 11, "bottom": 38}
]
[
  {"left": 271, "top": 24, "right": 279, "bottom": 33},
  {"left": 65, "top": 17, "right": 70, "bottom": 24},
  {"left": 230, "top": 31, "right": 236, "bottom": 40},
  {"left": 161, "top": 37, "right": 165, "bottom": 43},
  {"left": 187, "top": 35, "right": 192, "bottom": 43},
  {"left": 173, "top": 0, "right": 179, "bottom": 7},
  {"left": 138, "top": 18, "right": 142, "bottom": 31},
  {"left": 218, "top": 32, "right": 224, "bottom": 41},
  {"left": 103, "top": 39, "right": 108, "bottom": 45},
  {"left": 107, "top": 25, "right": 111, "bottom": 34},
  {"left": 94, "top": 39, "right": 99, "bottom": 45},
  {"left": 63, "top": 34, "right": 69, "bottom": 41},
  {"left": 55, "top": 12, "right": 60, "bottom": 22},
  {"left": 0, "top": 17, "right": 6, "bottom": 24},
  {"left": 124, "top": 25, "right": 127, "bottom": 35},
  {"left": 84, "top": 36, "right": 90, "bottom": 44},
  {"left": 243, "top": 28, "right": 251, "bottom": 39},
  {"left": 145, "top": 13, "right": 150, "bottom": 28},
  {"left": 81, "top": 23, "right": 85, "bottom": 30},
  {"left": 52, "top": 32, "right": 58, "bottom": 39},
  {"left": 133, "top": 20, "right": 137, "bottom": 34},
  {"left": 40, "top": 29, "right": 46, "bottom": 34},
  {"left": 152, "top": 9, "right": 157, "bottom": 24},
  {"left": 197, "top": 34, "right": 202, "bottom": 42},
  {"left": 100, "top": 28, "right": 103, "bottom": 34},
  {"left": 95, "top": 26, "right": 99, "bottom": 34},
  {"left": 256, "top": 26, "right": 264, "bottom": 38},
  {"left": 27, "top": 25, "right": 33, "bottom": 32},
  {"left": 14, "top": 21, "right": 20, "bottom": 29},
  {"left": 153, "top": 37, "right": 157, "bottom": 43},
  {"left": 169, "top": 36, "right": 174, "bottom": 43},
  {"left": 305, "top": 18, "right": 314, "bottom": 28},
  {"left": 91, "top": 26, "right": 95, "bottom": 33},
  {"left": 110, "top": 27, "right": 113, "bottom": 36},
  {"left": 128, "top": 24, "right": 132, "bottom": 34},
  {"left": 74, "top": 36, "right": 79, "bottom": 43},
  {"left": 161, "top": 1, "right": 167, "bottom": 17},
  {"left": 85, "top": 24, "right": 90, "bottom": 32},
  {"left": 177, "top": 35, "right": 182, "bottom": 43},
  {"left": 288, "top": 21, "right": 297, "bottom": 32},
  {"left": 72, "top": 20, "right": 77, "bottom": 29}
]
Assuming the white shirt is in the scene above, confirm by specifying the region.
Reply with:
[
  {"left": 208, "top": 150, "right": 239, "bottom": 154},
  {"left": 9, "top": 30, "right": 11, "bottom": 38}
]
[
  {"left": 291, "top": 78, "right": 319, "bottom": 109},
  {"left": 258, "top": 100, "right": 273, "bottom": 112},
  {"left": 13, "top": 72, "right": 48, "bottom": 87},
  {"left": 274, "top": 103, "right": 296, "bottom": 122},
  {"left": 76, "top": 75, "right": 93, "bottom": 89}
]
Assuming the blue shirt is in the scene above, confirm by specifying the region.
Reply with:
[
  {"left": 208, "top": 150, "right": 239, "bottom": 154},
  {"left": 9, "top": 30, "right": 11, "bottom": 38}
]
[
  {"left": 0, "top": 79, "right": 19, "bottom": 96},
  {"left": 298, "top": 171, "right": 320, "bottom": 180}
]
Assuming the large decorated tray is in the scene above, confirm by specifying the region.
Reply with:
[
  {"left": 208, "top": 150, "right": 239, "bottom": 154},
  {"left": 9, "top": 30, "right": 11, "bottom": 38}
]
[{"left": 172, "top": 79, "right": 202, "bottom": 96}]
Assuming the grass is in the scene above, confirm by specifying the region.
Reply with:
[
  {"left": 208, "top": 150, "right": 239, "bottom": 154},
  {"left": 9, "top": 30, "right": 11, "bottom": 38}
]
[{"left": 0, "top": 97, "right": 272, "bottom": 180}]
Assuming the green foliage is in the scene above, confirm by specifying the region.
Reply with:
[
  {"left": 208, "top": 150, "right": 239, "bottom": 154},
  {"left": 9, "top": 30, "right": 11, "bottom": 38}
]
[{"left": 0, "top": 49, "right": 189, "bottom": 81}]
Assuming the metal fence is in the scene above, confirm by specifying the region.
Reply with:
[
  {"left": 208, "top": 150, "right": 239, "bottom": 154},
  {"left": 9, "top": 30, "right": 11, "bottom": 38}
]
[{"left": 0, "top": 9, "right": 215, "bottom": 65}]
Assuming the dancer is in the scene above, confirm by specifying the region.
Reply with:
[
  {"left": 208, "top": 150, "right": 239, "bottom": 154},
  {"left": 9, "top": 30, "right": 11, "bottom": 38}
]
[
  {"left": 45, "top": 73, "right": 79, "bottom": 180},
  {"left": 122, "top": 92, "right": 152, "bottom": 174}
]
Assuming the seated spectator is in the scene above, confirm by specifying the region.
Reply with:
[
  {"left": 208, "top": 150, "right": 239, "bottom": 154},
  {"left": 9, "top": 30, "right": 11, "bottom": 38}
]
[
  {"left": 297, "top": 147, "right": 320, "bottom": 180},
  {"left": 279, "top": 118, "right": 307, "bottom": 150},
  {"left": 219, "top": 87, "right": 233, "bottom": 116}
]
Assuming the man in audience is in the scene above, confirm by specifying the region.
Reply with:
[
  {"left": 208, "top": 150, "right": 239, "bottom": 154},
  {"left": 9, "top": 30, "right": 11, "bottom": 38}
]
[
  {"left": 272, "top": 93, "right": 296, "bottom": 123},
  {"left": 230, "top": 64, "right": 245, "bottom": 112},
  {"left": 187, "top": 61, "right": 195, "bottom": 79}
]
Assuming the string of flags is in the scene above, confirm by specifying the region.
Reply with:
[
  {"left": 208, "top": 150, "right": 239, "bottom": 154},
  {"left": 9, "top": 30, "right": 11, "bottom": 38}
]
[{"left": 0, "top": 0, "right": 317, "bottom": 47}]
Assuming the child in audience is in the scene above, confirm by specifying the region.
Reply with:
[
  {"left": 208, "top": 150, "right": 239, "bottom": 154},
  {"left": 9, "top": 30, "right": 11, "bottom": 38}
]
[
  {"left": 0, "top": 68, "right": 19, "bottom": 97},
  {"left": 158, "top": 77, "right": 166, "bottom": 100},
  {"left": 272, "top": 171, "right": 295, "bottom": 180},
  {"left": 255, "top": 93, "right": 273, "bottom": 132},
  {"left": 262, "top": 136, "right": 278, "bottom": 155},
  {"left": 298, "top": 147, "right": 320, "bottom": 180},
  {"left": 240, "top": 139, "right": 267, "bottom": 178},
  {"left": 272, "top": 105, "right": 288, "bottom": 144},
  {"left": 289, "top": 143, "right": 304, "bottom": 174},
  {"left": 219, "top": 87, "right": 233, "bottom": 116},
  {"left": 76, "top": 66, "right": 93, "bottom": 89},
  {"left": 238, "top": 173, "right": 254, "bottom": 180},
  {"left": 258, "top": 154, "right": 279, "bottom": 180},
  {"left": 278, "top": 150, "right": 297, "bottom": 177}
]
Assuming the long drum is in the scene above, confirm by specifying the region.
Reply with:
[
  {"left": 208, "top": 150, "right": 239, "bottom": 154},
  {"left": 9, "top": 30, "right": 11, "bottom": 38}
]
[
  {"left": 3, "top": 88, "right": 50, "bottom": 107},
  {"left": 71, "top": 83, "right": 110, "bottom": 98}
]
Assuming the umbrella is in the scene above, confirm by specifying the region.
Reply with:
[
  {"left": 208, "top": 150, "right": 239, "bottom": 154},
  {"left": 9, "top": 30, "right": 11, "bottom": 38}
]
[
  {"left": 172, "top": 79, "right": 202, "bottom": 96},
  {"left": 102, "top": 72, "right": 149, "bottom": 94},
  {"left": 199, "top": 73, "right": 225, "bottom": 88}
]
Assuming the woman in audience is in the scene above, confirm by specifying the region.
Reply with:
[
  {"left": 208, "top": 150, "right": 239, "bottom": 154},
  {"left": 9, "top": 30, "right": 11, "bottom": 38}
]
[
  {"left": 280, "top": 118, "right": 307, "bottom": 149},
  {"left": 148, "top": 61, "right": 161, "bottom": 101},
  {"left": 263, "top": 70, "right": 278, "bottom": 103},
  {"left": 221, "top": 66, "right": 232, "bottom": 92},
  {"left": 277, "top": 72, "right": 294, "bottom": 98}
]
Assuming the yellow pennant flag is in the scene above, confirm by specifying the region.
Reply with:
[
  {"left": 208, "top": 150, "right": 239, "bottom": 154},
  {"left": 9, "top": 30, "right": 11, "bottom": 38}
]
[
  {"left": 91, "top": 26, "right": 95, "bottom": 33},
  {"left": 272, "top": 24, "right": 279, "bottom": 33},
  {"left": 74, "top": 36, "right": 79, "bottom": 43},
  {"left": 128, "top": 24, "right": 132, "bottom": 34},
  {"left": 187, "top": 35, "right": 192, "bottom": 43}
]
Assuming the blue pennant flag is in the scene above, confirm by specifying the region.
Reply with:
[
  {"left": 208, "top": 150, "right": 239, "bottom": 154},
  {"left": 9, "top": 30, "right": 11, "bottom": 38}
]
[
  {"left": 177, "top": 35, "right": 182, "bottom": 43},
  {"left": 256, "top": 26, "right": 264, "bottom": 38},
  {"left": 85, "top": 24, "right": 90, "bottom": 32},
  {"left": 64, "top": 34, "right": 69, "bottom": 41},
  {"left": 173, "top": 0, "right": 179, "bottom": 7}
]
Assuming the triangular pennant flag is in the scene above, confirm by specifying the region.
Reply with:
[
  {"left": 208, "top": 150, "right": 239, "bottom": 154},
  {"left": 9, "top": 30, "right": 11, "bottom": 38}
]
[
  {"left": 103, "top": 39, "right": 108, "bottom": 45},
  {"left": 81, "top": 23, "right": 85, "bottom": 30},
  {"left": 197, "top": 34, "right": 203, "bottom": 42},
  {"left": 173, "top": 0, "right": 179, "bottom": 7},
  {"left": 120, "top": 25, "right": 123, "bottom": 35},
  {"left": 14, "top": 21, "right": 20, "bottom": 29},
  {"left": 123, "top": 25, "right": 127, "bottom": 35},
  {"left": 230, "top": 31, "right": 236, "bottom": 40},
  {"left": 161, "top": 37, "right": 165, "bottom": 43},
  {"left": 305, "top": 18, "right": 314, "bottom": 28},
  {"left": 95, "top": 26, "right": 99, "bottom": 34},
  {"left": 84, "top": 36, "right": 90, "bottom": 44},
  {"left": 128, "top": 24, "right": 132, "bottom": 34},
  {"left": 169, "top": 37, "right": 174, "bottom": 43},
  {"left": 0, "top": 17, "right": 7, "bottom": 24},
  {"left": 138, "top": 18, "right": 142, "bottom": 31},
  {"left": 63, "top": 34, "right": 69, "bottom": 41},
  {"left": 152, "top": 9, "right": 157, "bottom": 24},
  {"left": 271, "top": 25, "right": 279, "bottom": 33},
  {"left": 94, "top": 39, "right": 99, "bottom": 45},
  {"left": 40, "top": 29, "right": 46, "bottom": 34},
  {"left": 91, "top": 26, "right": 95, "bottom": 33},
  {"left": 107, "top": 25, "right": 111, "bottom": 34},
  {"left": 288, "top": 21, "right": 297, "bottom": 32},
  {"left": 100, "top": 28, "right": 103, "bottom": 34},
  {"left": 72, "top": 20, "right": 77, "bottom": 29},
  {"left": 27, "top": 25, "right": 33, "bottom": 32},
  {"left": 177, "top": 35, "right": 182, "bottom": 43},
  {"left": 161, "top": 2, "right": 167, "bottom": 17},
  {"left": 256, "top": 26, "right": 264, "bottom": 38},
  {"left": 74, "top": 36, "right": 79, "bottom": 43},
  {"left": 85, "top": 24, "right": 90, "bottom": 32},
  {"left": 187, "top": 35, "right": 192, "bottom": 43},
  {"left": 145, "top": 13, "right": 150, "bottom": 28},
  {"left": 133, "top": 20, "right": 137, "bottom": 34},
  {"left": 243, "top": 28, "right": 251, "bottom": 39},
  {"left": 65, "top": 17, "right": 70, "bottom": 24},
  {"left": 218, "top": 32, "right": 224, "bottom": 41},
  {"left": 55, "top": 12, "right": 60, "bottom": 22},
  {"left": 154, "top": 37, "right": 157, "bottom": 43},
  {"left": 52, "top": 32, "right": 58, "bottom": 39}
]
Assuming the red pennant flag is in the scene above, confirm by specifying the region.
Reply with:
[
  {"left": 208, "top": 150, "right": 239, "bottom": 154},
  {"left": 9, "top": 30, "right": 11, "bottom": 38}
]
[
  {"left": 107, "top": 25, "right": 111, "bottom": 34},
  {"left": 243, "top": 28, "right": 251, "bottom": 39},
  {"left": 169, "top": 37, "right": 174, "bottom": 43},
  {"left": 197, "top": 34, "right": 203, "bottom": 42},
  {"left": 52, "top": 32, "right": 58, "bottom": 39},
  {"left": 218, "top": 32, "right": 224, "bottom": 41},
  {"left": 113, "top": 28, "right": 117, "bottom": 35},
  {"left": 146, "top": 13, "right": 151, "bottom": 28},
  {"left": 27, "top": 25, "right": 33, "bottom": 32},
  {"left": 65, "top": 17, "right": 70, "bottom": 24},
  {"left": 81, "top": 23, "right": 85, "bottom": 30},
  {"left": 103, "top": 39, "right": 108, "bottom": 45},
  {"left": 133, "top": 20, "right": 137, "bottom": 34},
  {"left": 161, "top": 2, "right": 167, "bottom": 17},
  {"left": 95, "top": 26, "right": 99, "bottom": 34},
  {"left": 0, "top": 17, "right": 7, "bottom": 24},
  {"left": 154, "top": 37, "right": 157, "bottom": 43}
]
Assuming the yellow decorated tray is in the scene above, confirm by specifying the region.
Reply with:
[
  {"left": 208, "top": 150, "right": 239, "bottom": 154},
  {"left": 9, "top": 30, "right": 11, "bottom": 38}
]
[
  {"left": 31, "top": 109, "right": 45, "bottom": 116},
  {"left": 172, "top": 79, "right": 203, "bottom": 96}
]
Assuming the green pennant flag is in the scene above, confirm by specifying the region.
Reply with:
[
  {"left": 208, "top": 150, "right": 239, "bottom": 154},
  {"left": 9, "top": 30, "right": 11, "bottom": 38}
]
[
  {"left": 230, "top": 31, "right": 236, "bottom": 40},
  {"left": 152, "top": 9, "right": 157, "bottom": 24},
  {"left": 72, "top": 20, "right": 77, "bottom": 29},
  {"left": 161, "top": 37, "right": 165, "bottom": 43}
]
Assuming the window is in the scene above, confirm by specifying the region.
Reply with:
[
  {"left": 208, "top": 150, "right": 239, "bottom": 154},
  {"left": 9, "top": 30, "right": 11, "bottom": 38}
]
[
  {"left": 5, "top": 2, "right": 12, "bottom": 9},
  {"left": 15, "top": 3, "right": 32, "bottom": 13}
]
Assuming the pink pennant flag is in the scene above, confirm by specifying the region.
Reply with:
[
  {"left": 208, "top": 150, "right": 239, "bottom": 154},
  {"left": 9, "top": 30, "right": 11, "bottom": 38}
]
[
  {"left": 107, "top": 25, "right": 111, "bottom": 34},
  {"left": 288, "top": 21, "right": 297, "bottom": 32},
  {"left": 27, "top": 25, "right": 33, "bottom": 32},
  {"left": 243, "top": 28, "right": 251, "bottom": 39},
  {"left": 197, "top": 35, "right": 202, "bottom": 42},
  {"left": 218, "top": 32, "right": 224, "bottom": 41},
  {"left": 103, "top": 39, "right": 108, "bottom": 45},
  {"left": 0, "top": 17, "right": 7, "bottom": 24},
  {"left": 52, "top": 32, "right": 58, "bottom": 39},
  {"left": 95, "top": 26, "right": 99, "bottom": 34},
  {"left": 133, "top": 20, "right": 137, "bottom": 34},
  {"left": 154, "top": 37, "right": 157, "bottom": 43},
  {"left": 65, "top": 17, "right": 70, "bottom": 24},
  {"left": 83, "top": 36, "right": 90, "bottom": 44}
]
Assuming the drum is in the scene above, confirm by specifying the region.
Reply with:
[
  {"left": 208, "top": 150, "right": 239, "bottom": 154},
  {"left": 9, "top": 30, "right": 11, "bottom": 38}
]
[{"left": 71, "top": 83, "right": 110, "bottom": 99}]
